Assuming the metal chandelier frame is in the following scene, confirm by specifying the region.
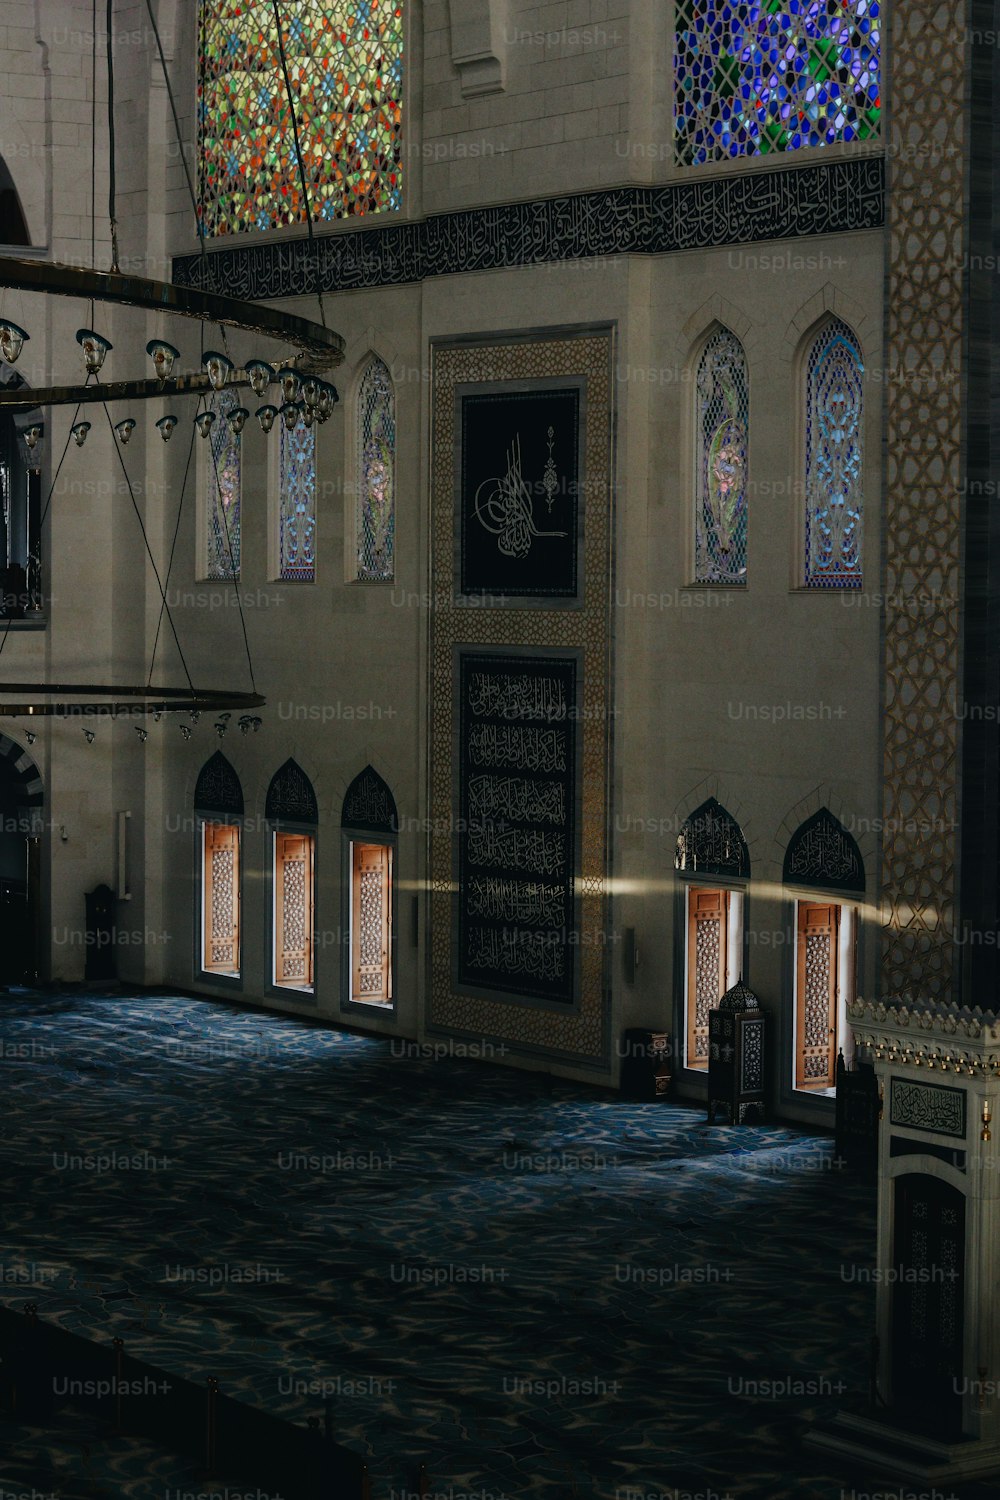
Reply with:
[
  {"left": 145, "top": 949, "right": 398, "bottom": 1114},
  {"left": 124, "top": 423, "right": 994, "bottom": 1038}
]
[{"left": 0, "top": 0, "right": 348, "bottom": 726}]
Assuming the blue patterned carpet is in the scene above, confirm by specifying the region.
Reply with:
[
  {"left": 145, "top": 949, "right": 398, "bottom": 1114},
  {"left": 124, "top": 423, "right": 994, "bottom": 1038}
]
[{"left": 0, "top": 987, "right": 976, "bottom": 1499}]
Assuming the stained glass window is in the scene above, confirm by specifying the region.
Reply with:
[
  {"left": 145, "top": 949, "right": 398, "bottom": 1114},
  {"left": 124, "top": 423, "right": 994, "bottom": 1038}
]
[
  {"left": 197, "top": 0, "right": 404, "bottom": 239},
  {"left": 694, "top": 327, "right": 748, "bottom": 585},
  {"left": 804, "top": 319, "right": 863, "bottom": 588},
  {"left": 279, "top": 415, "right": 316, "bottom": 581},
  {"left": 206, "top": 390, "right": 241, "bottom": 581},
  {"left": 357, "top": 357, "right": 395, "bottom": 582},
  {"left": 674, "top": 2, "right": 881, "bottom": 167}
]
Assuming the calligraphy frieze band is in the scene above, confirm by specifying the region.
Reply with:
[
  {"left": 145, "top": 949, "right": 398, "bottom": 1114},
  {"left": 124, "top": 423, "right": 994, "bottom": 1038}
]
[
  {"left": 429, "top": 329, "right": 614, "bottom": 1067},
  {"left": 173, "top": 158, "right": 884, "bottom": 298}
]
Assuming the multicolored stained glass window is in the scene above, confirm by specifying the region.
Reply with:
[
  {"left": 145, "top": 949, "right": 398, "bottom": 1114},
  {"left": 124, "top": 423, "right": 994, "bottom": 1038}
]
[
  {"left": 694, "top": 327, "right": 748, "bottom": 585},
  {"left": 279, "top": 415, "right": 316, "bottom": 581},
  {"left": 357, "top": 357, "right": 394, "bottom": 582},
  {"left": 206, "top": 390, "right": 241, "bottom": 580},
  {"left": 674, "top": 2, "right": 881, "bottom": 167},
  {"left": 197, "top": 0, "right": 403, "bottom": 238},
  {"left": 804, "top": 319, "right": 863, "bottom": 588}
]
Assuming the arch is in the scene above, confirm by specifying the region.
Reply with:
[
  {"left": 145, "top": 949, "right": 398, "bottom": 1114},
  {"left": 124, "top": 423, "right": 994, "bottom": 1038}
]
[
  {"left": 675, "top": 798, "right": 750, "bottom": 880},
  {"left": 691, "top": 324, "right": 749, "bottom": 585},
  {"left": 0, "top": 733, "right": 43, "bottom": 810},
  {"left": 266, "top": 758, "right": 318, "bottom": 824},
  {"left": 0, "top": 157, "right": 30, "bottom": 246},
  {"left": 801, "top": 315, "right": 865, "bottom": 588},
  {"left": 341, "top": 765, "right": 397, "bottom": 834},
  {"left": 783, "top": 807, "right": 864, "bottom": 893},
  {"left": 194, "top": 751, "right": 244, "bottom": 816}
]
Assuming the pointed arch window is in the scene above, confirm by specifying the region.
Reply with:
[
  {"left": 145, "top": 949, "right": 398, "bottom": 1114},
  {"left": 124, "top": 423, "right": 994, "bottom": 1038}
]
[
  {"left": 676, "top": 799, "right": 749, "bottom": 1070},
  {"left": 197, "top": 1, "right": 403, "bottom": 239},
  {"left": 784, "top": 808, "right": 864, "bottom": 1092},
  {"left": 195, "top": 752, "right": 244, "bottom": 979},
  {"left": 279, "top": 416, "right": 316, "bottom": 581},
  {"left": 356, "top": 358, "right": 395, "bottom": 582},
  {"left": 694, "top": 328, "right": 749, "bottom": 585},
  {"left": 267, "top": 760, "right": 318, "bottom": 992},
  {"left": 342, "top": 766, "right": 397, "bottom": 1006},
  {"left": 205, "top": 390, "right": 241, "bottom": 581},
  {"left": 804, "top": 320, "right": 864, "bottom": 588}
]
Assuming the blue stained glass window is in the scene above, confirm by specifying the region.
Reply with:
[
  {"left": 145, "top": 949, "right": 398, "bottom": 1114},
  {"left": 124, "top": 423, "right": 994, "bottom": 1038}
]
[
  {"left": 279, "top": 416, "right": 317, "bottom": 582},
  {"left": 804, "top": 319, "right": 864, "bottom": 589},
  {"left": 694, "top": 327, "right": 749, "bottom": 585},
  {"left": 206, "top": 389, "right": 240, "bottom": 581},
  {"left": 674, "top": 1, "right": 881, "bottom": 166},
  {"left": 357, "top": 358, "right": 395, "bottom": 583}
]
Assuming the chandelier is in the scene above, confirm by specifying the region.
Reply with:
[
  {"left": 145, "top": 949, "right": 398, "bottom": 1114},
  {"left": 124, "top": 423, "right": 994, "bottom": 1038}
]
[{"left": 0, "top": 0, "right": 345, "bottom": 732}]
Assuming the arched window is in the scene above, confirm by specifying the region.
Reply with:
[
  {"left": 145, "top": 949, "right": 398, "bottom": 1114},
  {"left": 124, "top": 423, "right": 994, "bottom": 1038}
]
[
  {"left": 694, "top": 328, "right": 748, "bottom": 585},
  {"left": 278, "top": 415, "right": 316, "bottom": 581},
  {"left": 267, "top": 760, "right": 318, "bottom": 992},
  {"left": 784, "top": 808, "right": 864, "bottom": 1093},
  {"left": 356, "top": 358, "right": 395, "bottom": 582},
  {"left": 674, "top": 3, "right": 881, "bottom": 167},
  {"left": 0, "top": 158, "right": 30, "bottom": 246},
  {"left": 195, "top": 752, "right": 243, "bottom": 979},
  {"left": 197, "top": 0, "right": 404, "bottom": 239},
  {"left": 1, "top": 409, "right": 42, "bottom": 618},
  {"left": 783, "top": 808, "right": 864, "bottom": 893},
  {"left": 266, "top": 758, "right": 319, "bottom": 825},
  {"left": 342, "top": 766, "right": 397, "bottom": 1007},
  {"left": 676, "top": 798, "right": 749, "bottom": 1071},
  {"left": 804, "top": 319, "right": 864, "bottom": 588},
  {"left": 205, "top": 391, "right": 241, "bottom": 581},
  {"left": 675, "top": 797, "right": 749, "bottom": 880}
]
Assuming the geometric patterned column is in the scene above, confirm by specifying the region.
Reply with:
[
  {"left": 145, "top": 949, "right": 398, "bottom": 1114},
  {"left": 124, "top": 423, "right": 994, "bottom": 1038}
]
[{"left": 881, "top": 1, "right": 965, "bottom": 1001}]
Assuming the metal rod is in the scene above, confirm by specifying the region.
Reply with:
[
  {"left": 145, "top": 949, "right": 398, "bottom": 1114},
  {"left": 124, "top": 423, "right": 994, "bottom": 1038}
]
[
  {"left": 0, "top": 373, "right": 231, "bottom": 408},
  {"left": 0, "top": 255, "right": 345, "bottom": 364},
  {"left": 205, "top": 1376, "right": 219, "bottom": 1475}
]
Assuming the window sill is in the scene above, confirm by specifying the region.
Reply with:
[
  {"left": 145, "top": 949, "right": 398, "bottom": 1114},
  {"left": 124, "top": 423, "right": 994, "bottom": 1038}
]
[{"left": 0, "top": 615, "right": 47, "bottom": 630}]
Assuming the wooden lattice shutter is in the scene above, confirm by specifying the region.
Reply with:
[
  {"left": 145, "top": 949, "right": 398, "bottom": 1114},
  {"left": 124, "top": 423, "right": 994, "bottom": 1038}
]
[
  {"left": 796, "top": 901, "right": 839, "bottom": 1088},
  {"left": 275, "top": 833, "right": 314, "bottom": 987},
  {"left": 687, "top": 888, "right": 727, "bottom": 1070},
  {"left": 203, "top": 822, "right": 240, "bottom": 973},
  {"left": 352, "top": 842, "right": 391, "bottom": 1002}
]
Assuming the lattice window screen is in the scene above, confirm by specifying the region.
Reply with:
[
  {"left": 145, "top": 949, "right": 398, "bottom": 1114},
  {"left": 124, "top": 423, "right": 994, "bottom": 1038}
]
[
  {"left": 352, "top": 842, "right": 391, "bottom": 1001},
  {"left": 203, "top": 821, "right": 240, "bottom": 973},
  {"left": 686, "top": 888, "right": 728, "bottom": 1070},
  {"left": 275, "top": 832, "right": 314, "bottom": 987},
  {"left": 795, "top": 901, "right": 839, "bottom": 1087}
]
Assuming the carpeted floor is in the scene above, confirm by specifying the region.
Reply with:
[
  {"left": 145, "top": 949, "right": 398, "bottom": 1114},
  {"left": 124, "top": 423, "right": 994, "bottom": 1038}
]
[{"left": 0, "top": 987, "right": 976, "bottom": 1499}]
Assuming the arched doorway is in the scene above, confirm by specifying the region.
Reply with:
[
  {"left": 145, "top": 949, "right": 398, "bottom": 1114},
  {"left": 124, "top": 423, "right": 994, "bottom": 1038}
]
[{"left": 0, "top": 735, "right": 43, "bottom": 984}]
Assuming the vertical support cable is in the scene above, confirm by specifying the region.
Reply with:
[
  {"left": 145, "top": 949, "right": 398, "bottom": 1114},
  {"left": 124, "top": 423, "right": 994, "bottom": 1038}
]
[{"left": 106, "top": 0, "right": 120, "bottom": 270}]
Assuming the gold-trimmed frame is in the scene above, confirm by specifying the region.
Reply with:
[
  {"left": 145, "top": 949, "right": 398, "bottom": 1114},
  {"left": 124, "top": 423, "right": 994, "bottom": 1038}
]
[{"left": 427, "top": 328, "right": 615, "bottom": 1065}]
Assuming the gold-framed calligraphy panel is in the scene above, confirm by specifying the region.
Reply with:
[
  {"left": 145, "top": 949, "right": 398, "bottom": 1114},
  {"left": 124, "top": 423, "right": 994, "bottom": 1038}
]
[{"left": 428, "top": 327, "right": 615, "bottom": 1067}]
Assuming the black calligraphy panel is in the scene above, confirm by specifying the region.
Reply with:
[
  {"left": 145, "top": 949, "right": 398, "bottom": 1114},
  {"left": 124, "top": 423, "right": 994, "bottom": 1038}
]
[
  {"left": 460, "top": 388, "right": 580, "bottom": 599},
  {"left": 458, "top": 652, "right": 577, "bottom": 1004}
]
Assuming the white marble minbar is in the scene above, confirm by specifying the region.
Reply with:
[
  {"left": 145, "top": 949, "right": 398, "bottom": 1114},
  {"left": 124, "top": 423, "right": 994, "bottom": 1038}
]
[{"left": 808, "top": 997, "right": 1000, "bottom": 1482}]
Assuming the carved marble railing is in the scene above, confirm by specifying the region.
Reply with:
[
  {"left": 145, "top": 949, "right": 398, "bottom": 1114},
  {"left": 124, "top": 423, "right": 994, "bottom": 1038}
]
[{"left": 849, "top": 996, "right": 1000, "bottom": 1079}]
